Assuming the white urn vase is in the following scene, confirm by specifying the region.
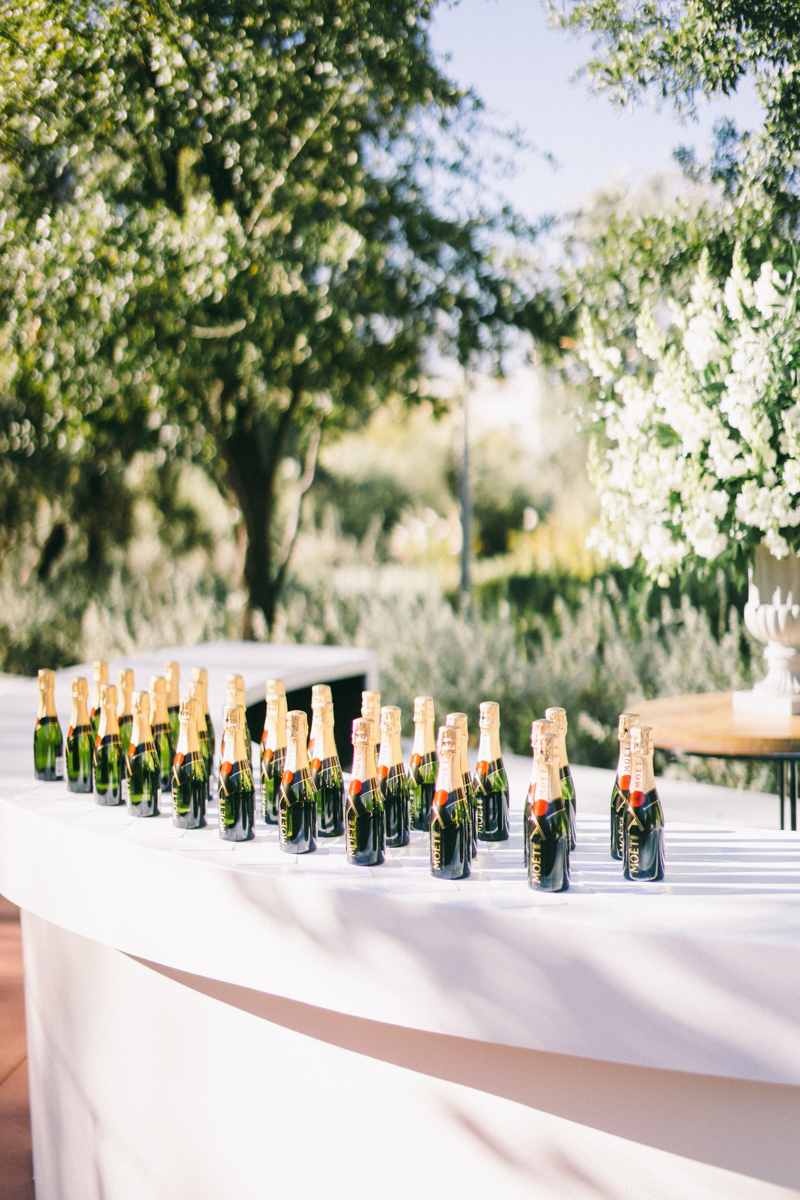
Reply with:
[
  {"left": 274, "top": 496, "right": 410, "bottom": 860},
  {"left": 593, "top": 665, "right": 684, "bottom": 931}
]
[{"left": 733, "top": 543, "right": 800, "bottom": 715}]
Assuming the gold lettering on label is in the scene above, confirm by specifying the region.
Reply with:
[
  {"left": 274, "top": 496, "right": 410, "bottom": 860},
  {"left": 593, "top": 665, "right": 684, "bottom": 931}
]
[
  {"left": 431, "top": 828, "right": 442, "bottom": 870},
  {"left": 348, "top": 816, "right": 357, "bottom": 856},
  {"left": 532, "top": 841, "right": 542, "bottom": 881},
  {"left": 629, "top": 830, "right": 640, "bottom": 873}
]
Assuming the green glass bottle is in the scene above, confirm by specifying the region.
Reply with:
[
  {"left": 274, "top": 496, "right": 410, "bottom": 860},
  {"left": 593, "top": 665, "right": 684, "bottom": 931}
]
[
  {"left": 527, "top": 730, "right": 570, "bottom": 892},
  {"left": 611, "top": 712, "right": 640, "bottom": 860},
  {"left": 278, "top": 710, "right": 317, "bottom": 854},
  {"left": 94, "top": 683, "right": 124, "bottom": 806},
  {"left": 378, "top": 705, "right": 410, "bottom": 848},
  {"left": 125, "top": 690, "right": 159, "bottom": 817},
  {"left": 310, "top": 696, "right": 344, "bottom": 837},
  {"left": 522, "top": 719, "right": 555, "bottom": 869},
  {"left": 218, "top": 702, "right": 255, "bottom": 841},
  {"left": 117, "top": 667, "right": 134, "bottom": 752},
  {"left": 447, "top": 712, "right": 476, "bottom": 857},
  {"left": 546, "top": 707, "right": 577, "bottom": 850},
  {"left": 624, "top": 725, "right": 665, "bottom": 882},
  {"left": 430, "top": 725, "right": 470, "bottom": 880},
  {"left": 346, "top": 717, "right": 385, "bottom": 865},
  {"left": 172, "top": 697, "right": 207, "bottom": 829},
  {"left": 261, "top": 690, "right": 286, "bottom": 825},
  {"left": 361, "top": 689, "right": 381, "bottom": 771},
  {"left": 409, "top": 695, "right": 437, "bottom": 832},
  {"left": 473, "top": 701, "right": 510, "bottom": 842},
  {"left": 34, "top": 668, "right": 64, "bottom": 781},
  {"left": 165, "top": 661, "right": 181, "bottom": 752},
  {"left": 149, "top": 675, "right": 174, "bottom": 793},
  {"left": 66, "top": 676, "right": 93, "bottom": 793},
  {"left": 192, "top": 667, "right": 215, "bottom": 767},
  {"left": 226, "top": 675, "right": 251, "bottom": 765},
  {"left": 89, "top": 660, "right": 108, "bottom": 741},
  {"left": 189, "top": 680, "right": 212, "bottom": 790}
]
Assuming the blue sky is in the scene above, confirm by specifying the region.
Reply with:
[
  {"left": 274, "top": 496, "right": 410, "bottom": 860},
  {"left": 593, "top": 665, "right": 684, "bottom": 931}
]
[{"left": 430, "top": 0, "right": 764, "bottom": 222}]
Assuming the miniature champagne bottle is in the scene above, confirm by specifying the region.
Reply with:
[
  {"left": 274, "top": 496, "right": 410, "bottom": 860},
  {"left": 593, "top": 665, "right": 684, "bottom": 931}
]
[
  {"left": 522, "top": 720, "right": 554, "bottom": 868},
  {"left": 446, "top": 712, "right": 476, "bottom": 856},
  {"left": 125, "top": 691, "right": 159, "bottom": 817},
  {"left": 409, "top": 696, "right": 437, "bottom": 831},
  {"left": 611, "top": 712, "right": 640, "bottom": 860},
  {"left": 34, "top": 669, "right": 64, "bottom": 781},
  {"left": 473, "top": 701, "right": 510, "bottom": 842},
  {"left": 346, "top": 717, "right": 385, "bottom": 866},
  {"left": 278, "top": 710, "right": 317, "bottom": 854},
  {"left": 66, "top": 677, "right": 93, "bottom": 793},
  {"left": 309, "top": 683, "right": 332, "bottom": 760},
  {"left": 624, "top": 726, "right": 665, "bottom": 882},
  {"left": 361, "top": 690, "right": 381, "bottom": 769},
  {"left": 172, "top": 698, "right": 207, "bottom": 829},
  {"left": 191, "top": 667, "right": 215, "bottom": 765},
  {"left": 527, "top": 729, "right": 570, "bottom": 892},
  {"left": 545, "top": 707, "right": 576, "bottom": 850},
  {"left": 311, "top": 699, "right": 344, "bottom": 837},
  {"left": 227, "top": 676, "right": 251, "bottom": 764},
  {"left": 218, "top": 703, "right": 255, "bottom": 842},
  {"left": 189, "top": 680, "right": 212, "bottom": 786},
  {"left": 94, "top": 684, "right": 124, "bottom": 806},
  {"left": 118, "top": 668, "right": 134, "bottom": 750},
  {"left": 149, "top": 676, "right": 173, "bottom": 792},
  {"left": 165, "top": 661, "right": 181, "bottom": 750},
  {"left": 378, "top": 706, "right": 410, "bottom": 848},
  {"left": 261, "top": 692, "right": 287, "bottom": 824},
  {"left": 430, "top": 725, "right": 471, "bottom": 880},
  {"left": 90, "top": 661, "right": 108, "bottom": 739}
]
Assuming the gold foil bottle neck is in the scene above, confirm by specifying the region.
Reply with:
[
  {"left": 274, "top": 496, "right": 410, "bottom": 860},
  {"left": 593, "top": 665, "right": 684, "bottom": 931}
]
[
  {"left": 38, "top": 668, "right": 55, "bottom": 691},
  {"left": 446, "top": 712, "right": 468, "bottom": 735},
  {"left": 530, "top": 718, "right": 555, "bottom": 751},
  {"left": 352, "top": 717, "right": 372, "bottom": 746},
  {"left": 266, "top": 696, "right": 280, "bottom": 720},
  {"left": 413, "top": 695, "right": 434, "bottom": 724},
  {"left": 72, "top": 677, "right": 88, "bottom": 698},
  {"left": 101, "top": 684, "right": 117, "bottom": 709},
  {"left": 312, "top": 683, "right": 332, "bottom": 707},
  {"left": 361, "top": 690, "right": 380, "bottom": 721},
  {"left": 380, "top": 705, "right": 401, "bottom": 735},
  {"left": 286, "top": 710, "right": 308, "bottom": 740},
  {"left": 319, "top": 700, "right": 335, "bottom": 728},
  {"left": 191, "top": 667, "right": 208, "bottom": 687},
  {"left": 630, "top": 725, "right": 652, "bottom": 758},
  {"left": 479, "top": 701, "right": 500, "bottom": 729},
  {"left": 150, "top": 676, "right": 166, "bottom": 695},
  {"left": 93, "top": 661, "right": 108, "bottom": 685},
  {"left": 132, "top": 690, "right": 150, "bottom": 718},
  {"left": 439, "top": 725, "right": 458, "bottom": 755},
  {"left": 544, "top": 706, "right": 567, "bottom": 733},
  {"left": 618, "top": 711, "right": 640, "bottom": 741},
  {"left": 265, "top": 678, "right": 286, "bottom": 700},
  {"left": 224, "top": 703, "right": 245, "bottom": 730},
  {"left": 537, "top": 730, "right": 557, "bottom": 765},
  {"left": 179, "top": 698, "right": 196, "bottom": 723}
]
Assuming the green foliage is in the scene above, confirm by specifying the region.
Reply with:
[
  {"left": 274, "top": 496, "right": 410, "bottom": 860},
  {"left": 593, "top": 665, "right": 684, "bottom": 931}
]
[{"left": 0, "top": 0, "right": 531, "bottom": 630}]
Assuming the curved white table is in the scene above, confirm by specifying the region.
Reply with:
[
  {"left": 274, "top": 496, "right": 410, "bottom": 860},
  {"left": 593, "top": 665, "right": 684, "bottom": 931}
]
[{"left": 2, "top": 650, "right": 800, "bottom": 1200}]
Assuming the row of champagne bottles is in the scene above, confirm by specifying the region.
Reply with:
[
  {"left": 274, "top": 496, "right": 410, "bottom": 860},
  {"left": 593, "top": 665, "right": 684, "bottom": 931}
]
[{"left": 33, "top": 665, "right": 664, "bottom": 886}]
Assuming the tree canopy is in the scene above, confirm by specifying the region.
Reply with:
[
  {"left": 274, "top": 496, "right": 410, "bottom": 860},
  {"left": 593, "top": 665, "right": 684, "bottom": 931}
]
[{"left": 0, "top": 0, "right": 531, "bottom": 632}]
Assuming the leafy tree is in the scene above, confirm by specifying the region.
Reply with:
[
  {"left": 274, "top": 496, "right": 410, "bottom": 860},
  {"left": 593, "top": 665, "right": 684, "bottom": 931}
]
[{"left": 0, "top": 0, "right": 530, "bottom": 632}]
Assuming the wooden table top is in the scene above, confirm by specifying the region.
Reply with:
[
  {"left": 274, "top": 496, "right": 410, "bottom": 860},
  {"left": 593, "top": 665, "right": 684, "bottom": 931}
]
[{"left": 636, "top": 693, "right": 800, "bottom": 757}]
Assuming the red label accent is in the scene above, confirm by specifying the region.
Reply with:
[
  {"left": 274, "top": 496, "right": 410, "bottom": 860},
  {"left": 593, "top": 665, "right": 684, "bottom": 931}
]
[
  {"left": 95, "top": 736, "right": 101, "bottom": 749},
  {"left": 349, "top": 779, "right": 362, "bottom": 795},
  {"left": 264, "top": 748, "right": 274, "bottom": 763},
  {"left": 377, "top": 765, "right": 389, "bottom": 779},
  {"left": 476, "top": 760, "right": 489, "bottom": 774},
  {"left": 68, "top": 726, "right": 74, "bottom": 739},
  {"left": 620, "top": 773, "right": 631, "bottom": 791},
  {"left": 129, "top": 743, "right": 136, "bottom": 757},
  {"left": 631, "top": 789, "right": 645, "bottom": 808},
  {"left": 433, "top": 789, "right": 448, "bottom": 807},
  {"left": 174, "top": 752, "right": 184, "bottom": 766},
  {"left": 533, "top": 799, "right": 549, "bottom": 817},
  {"left": 410, "top": 754, "right": 422, "bottom": 769},
  {"left": 281, "top": 770, "right": 293, "bottom": 789},
  {"left": 311, "top": 758, "right": 321, "bottom": 772},
  {"left": 220, "top": 762, "right": 232, "bottom": 776}
]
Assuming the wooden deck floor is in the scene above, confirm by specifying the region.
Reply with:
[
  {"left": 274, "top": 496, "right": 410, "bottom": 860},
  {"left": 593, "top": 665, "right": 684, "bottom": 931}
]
[{"left": 0, "top": 895, "right": 34, "bottom": 1200}]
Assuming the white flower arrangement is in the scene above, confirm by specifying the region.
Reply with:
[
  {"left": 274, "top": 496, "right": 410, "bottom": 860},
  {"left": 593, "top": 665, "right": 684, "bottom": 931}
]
[{"left": 580, "top": 246, "right": 800, "bottom": 582}]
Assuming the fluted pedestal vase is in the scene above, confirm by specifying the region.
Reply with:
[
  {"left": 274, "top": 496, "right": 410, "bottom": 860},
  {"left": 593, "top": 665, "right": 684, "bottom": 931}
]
[{"left": 733, "top": 544, "right": 800, "bottom": 715}]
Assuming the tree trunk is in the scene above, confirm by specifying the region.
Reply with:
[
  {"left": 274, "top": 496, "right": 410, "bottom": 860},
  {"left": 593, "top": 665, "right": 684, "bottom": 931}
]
[{"left": 222, "top": 420, "right": 280, "bottom": 636}]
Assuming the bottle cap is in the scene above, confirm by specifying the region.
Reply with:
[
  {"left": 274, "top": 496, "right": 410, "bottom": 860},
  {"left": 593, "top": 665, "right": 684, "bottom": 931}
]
[
  {"left": 414, "top": 696, "right": 434, "bottom": 723},
  {"left": 189, "top": 681, "right": 204, "bottom": 705},
  {"left": 165, "top": 662, "right": 180, "bottom": 681},
  {"left": 93, "top": 661, "right": 108, "bottom": 683},
  {"left": 119, "top": 668, "right": 134, "bottom": 692},
  {"left": 319, "top": 700, "right": 335, "bottom": 728},
  {"left": 537, "top": 730, "right": 556, "bottom": 765},
  {"left": 224, "top": 703, "right": 245, "bottom": 730},
  {"left": 179, "top": 698, "right": 196, "bottom": 722},
  {"left": 352, "top": 717, "right": 372, "bottom": 746},
  {"left": 530, "top": 718, "right": 554, "bottom": 750},
  {"left": 266, "top": 695, "right": 281, "bottom": 720},
  {"left": 150, "top": 676, "right": 166, "bottom": 694},
  {"left": 312, "top": 683, "right": 332, "bottom": 707},
  {"left": 380, "top": 705, "right": 401, "bottom": 734},
  {"left": 101, "top": 684, "right": 117, "bottom": 708},
  {"left": 228, "top": 674, "right": 245, "bottom": 691},
  {"left": 618, "top": 712, "right": 640, "bottom": 740},
  {"left": 132, "top": 691, "right": 149, "bottom": 717},
  {"left": 265, "top": 678, "right": 285, "bottom": 701},
  {"left": 191, "top": 667, "right": 208, "bottom": 686},
  {"left": 38, "top": 668, "right": 55, "bottom": 690},
  {"left": 439, "top": 725, "right": 458, "bottom": 754},
  {"left": 72, "top": 677, "right": 88, "bottom": 697},
  {"left": 361, "top": 691, "right": 380, "bottom": 722},
  {"left": 479, "top": 701, "right": 500, "bottom": 729},
  {"left": 544, "top": 707, "right": 567, "bottom": 732},
  {"left": 446, "top": 712, "right": 468, "bottom": 735},
  {"left": 630, "top": 725, "right": 652, "bottom": 757},
  {"left": 286, "top": 710, "right": 308, "bottom": 739}
]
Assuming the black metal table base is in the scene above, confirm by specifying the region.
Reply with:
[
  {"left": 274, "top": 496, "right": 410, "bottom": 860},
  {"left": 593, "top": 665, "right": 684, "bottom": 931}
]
[{"left": 660, "top": 751, "right": 800, "bottom": 831}]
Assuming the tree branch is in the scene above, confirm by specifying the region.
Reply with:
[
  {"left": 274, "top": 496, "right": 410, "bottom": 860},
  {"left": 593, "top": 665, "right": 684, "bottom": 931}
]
[{"left": 189, "top": 319, "right": 247, "bottom": 339}]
